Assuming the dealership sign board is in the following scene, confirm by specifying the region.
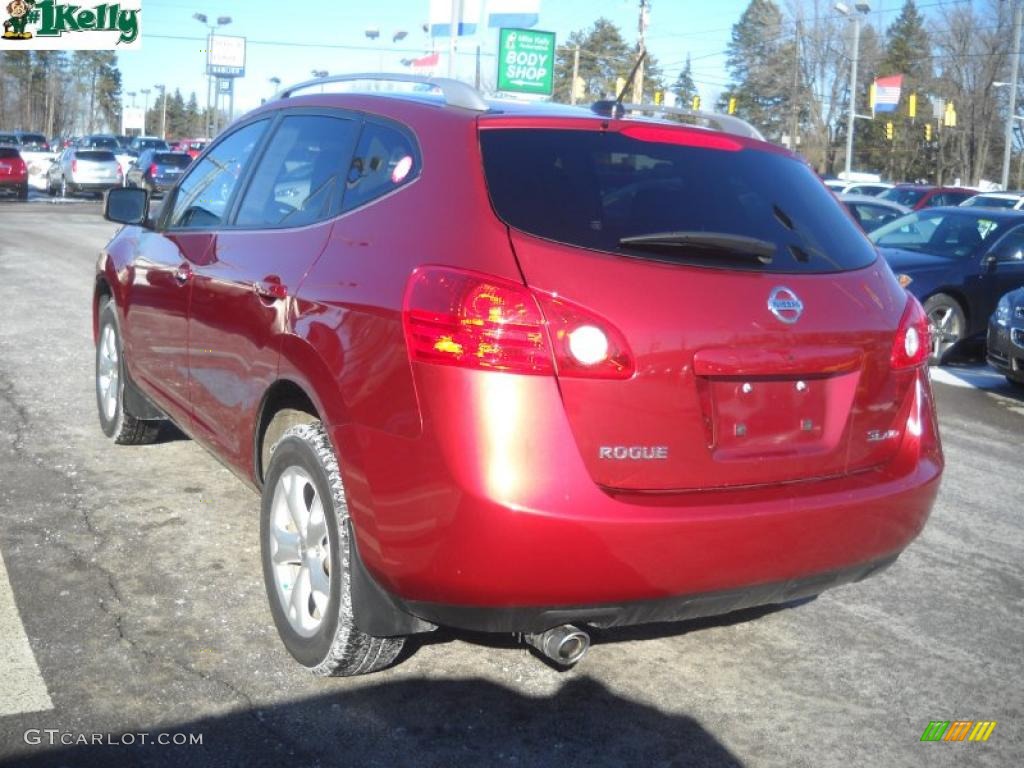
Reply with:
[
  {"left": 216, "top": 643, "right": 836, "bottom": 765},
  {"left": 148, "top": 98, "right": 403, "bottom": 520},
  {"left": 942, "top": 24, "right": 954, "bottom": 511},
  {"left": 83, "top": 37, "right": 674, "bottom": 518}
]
[
  {"left": 497, "top": 28, "right": 554, "bottom": 95},
  {"left": 207, "top": 33, "right": 245, "bottom": 77}
]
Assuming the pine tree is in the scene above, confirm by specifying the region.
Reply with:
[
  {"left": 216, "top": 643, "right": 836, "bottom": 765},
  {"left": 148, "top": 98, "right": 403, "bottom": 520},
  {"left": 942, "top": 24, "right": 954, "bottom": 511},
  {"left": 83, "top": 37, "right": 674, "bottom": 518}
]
[
  {"left": 722, "top": 0, "right": 797, "bottom": 142},
  {"left": 552, "top": 18, "right": 665, "bottom": 104},
  {"left": 880, "top": 0, "right": 933, "bottom": 181},
  {"left": 671, "top": 55, "right": 698, "bottom": 107}
]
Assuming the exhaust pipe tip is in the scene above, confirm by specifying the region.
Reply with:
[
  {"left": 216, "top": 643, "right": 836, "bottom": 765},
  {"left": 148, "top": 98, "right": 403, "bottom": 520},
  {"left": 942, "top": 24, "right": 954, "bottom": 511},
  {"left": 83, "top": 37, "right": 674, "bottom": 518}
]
[{"left": 524, "top": 624, "right": 591, "bottom": 667}]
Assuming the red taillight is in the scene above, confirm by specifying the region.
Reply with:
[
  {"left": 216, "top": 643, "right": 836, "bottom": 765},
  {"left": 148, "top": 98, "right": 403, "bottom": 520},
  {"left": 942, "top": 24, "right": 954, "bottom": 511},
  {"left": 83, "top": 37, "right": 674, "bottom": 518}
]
[
  {"left": 891, "top": 294, "right": 930, "bottom": 369},
  {"left": 12, "top": 158, "right": 27, "bottom": 175},
  {"left": 71, "top": 158, "right": 78, "bottom": 173},
  {"left": 148, "top": 163, "right": 159, "bottom": 177},
  {"left": 403, "top": 267, "right": 634, "bottom": 379},
  {"left": 619, "top": 124, "right": 742, "bottom": 152}
]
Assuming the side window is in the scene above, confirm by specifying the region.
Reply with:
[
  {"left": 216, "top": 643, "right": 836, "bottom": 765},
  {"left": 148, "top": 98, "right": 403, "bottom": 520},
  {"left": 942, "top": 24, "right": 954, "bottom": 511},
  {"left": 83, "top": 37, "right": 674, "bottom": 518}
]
[
  {"left": 992, "top": 226, "right": 1024, "bottom": 261},
  {"left": 235, "top": 114, "right": 358, "bottom": 229},
  {"left": 342, "top": 121, "right": 419, "bottom": 212},
  {"left": 169, "top": 120, "right": 268, "bottom": 229}
]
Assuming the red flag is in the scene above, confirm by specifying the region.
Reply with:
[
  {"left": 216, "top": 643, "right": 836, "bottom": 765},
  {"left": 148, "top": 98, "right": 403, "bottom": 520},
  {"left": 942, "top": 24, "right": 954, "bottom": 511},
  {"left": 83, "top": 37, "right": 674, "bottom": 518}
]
[{"left": 406, "top": 52, "right": 440, "bottom": 69}]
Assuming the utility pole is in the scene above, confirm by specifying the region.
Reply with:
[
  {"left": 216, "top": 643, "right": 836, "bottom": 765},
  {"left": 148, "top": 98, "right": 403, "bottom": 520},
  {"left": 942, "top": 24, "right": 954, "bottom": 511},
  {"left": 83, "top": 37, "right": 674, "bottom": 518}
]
[
  {"left": 570, "top": 45, "right": 581, "bottom": 105},
  {"left": 1001, "top": 1, "right": 1022, "bottom": 190},
  {"left": 448, "top": 0, "right": 460, "bottom": 79},
  {"left": 631, "top": 0, "right": 649, "bottom": 104}
]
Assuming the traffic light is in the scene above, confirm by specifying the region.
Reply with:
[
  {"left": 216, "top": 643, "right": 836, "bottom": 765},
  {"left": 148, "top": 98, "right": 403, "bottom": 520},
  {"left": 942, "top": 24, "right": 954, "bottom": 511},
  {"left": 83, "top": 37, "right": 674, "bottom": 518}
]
[
  {"left": 691, "top": 95, "right": 701, "bottom": 111},
  {"left": 654, "top": 91, "right": 663, "bottom": 105},
  {"left": 925, "top": 123, "right": 932, "bottom": 141},
  {"left": 885, "top": 122, "right": 894, "bottom": 141},
  {"left": 728, "top": 97, "right": 737, "bottom": 115},
  {"left": 908, "top": 93, "right": 917, "bottom": 119}
]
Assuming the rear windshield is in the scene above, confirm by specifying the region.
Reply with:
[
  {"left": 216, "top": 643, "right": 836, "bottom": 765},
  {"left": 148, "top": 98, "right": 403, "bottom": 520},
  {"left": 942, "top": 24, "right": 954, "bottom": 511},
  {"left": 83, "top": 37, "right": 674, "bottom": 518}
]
[
  {"left": 0, "top": 147, "right": 20, "bottom": 158},
  {"left": 77, "top": 150, "right": 116, "bottom": 162},
  {"left": 154, "top": 153, "right": 191, "bottom": 167},
  {"left": 880, "top": 187, "right": 926, "bottom": 207},
  {"left": 479, "top": 128, "right": 877, "bottom": 273},
  {"left": 20, "top": 134, "right": 48, "bottom": 147},
  {"left": 136, "top": 139, "right": 169, "bottom": 150},
  {"left": 0, "top": 134, "right": 18, "bottom": 145},
  {"left": 81, "top": 136, "right": 119, "bottom": 150}
]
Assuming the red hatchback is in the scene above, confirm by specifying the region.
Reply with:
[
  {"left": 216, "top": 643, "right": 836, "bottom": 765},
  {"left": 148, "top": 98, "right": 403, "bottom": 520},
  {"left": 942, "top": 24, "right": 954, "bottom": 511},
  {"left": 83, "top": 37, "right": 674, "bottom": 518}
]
[
  {"left": 94, "top": 76, "right": 943, "bottom": 675},
  {"left": 879, "top": 184, "right": 975, "bottom": 210},
  {"left": 0, "top": 147, "right": 29, "bottom": 200}
]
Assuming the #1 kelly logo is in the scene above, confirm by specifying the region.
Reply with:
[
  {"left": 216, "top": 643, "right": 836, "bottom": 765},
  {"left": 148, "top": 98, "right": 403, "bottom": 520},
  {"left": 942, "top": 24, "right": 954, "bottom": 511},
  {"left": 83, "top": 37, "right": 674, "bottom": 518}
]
[{"left": 2, "top": 0, "right": 141, "bottom": 49}]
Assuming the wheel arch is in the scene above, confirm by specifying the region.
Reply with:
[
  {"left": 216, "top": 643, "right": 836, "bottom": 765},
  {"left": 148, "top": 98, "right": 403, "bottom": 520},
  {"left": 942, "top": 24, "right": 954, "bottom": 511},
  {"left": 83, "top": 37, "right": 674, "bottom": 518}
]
[{"left": 923, "top": 288, "right": 970, "bottom": 327}]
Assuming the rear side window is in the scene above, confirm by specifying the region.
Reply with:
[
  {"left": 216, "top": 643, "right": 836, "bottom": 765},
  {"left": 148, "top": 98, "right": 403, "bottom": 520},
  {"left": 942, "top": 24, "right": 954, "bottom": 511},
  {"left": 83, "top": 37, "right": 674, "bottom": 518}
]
[
  {"left": 236, "top": 114, "right": 358, "bottom": 228},
  {"left": 0, "top": 134, "right": 19, "bottom": 145},
  {"left": 342, "top": 121, "right": 419, "bottom": 213},
  {"left": 169, "top": 120, "right": 268, "bottom": 229},
  {"left": 21, "top": 133, "right": 47, "bottom": 146},
  {"left": 154, "top": 153, "right": 191, "bottom": 167},
  {"left": 82, "top": 137, "right": 118, "bottom": 150},
  {"left": 881, "top": 187, "right": 926, "bottom": 207},
  {"left": 0, "top": 148, "right": 19, "bottom": 158},
  {"left": 480, "top": 128, "right": 877, "bottom": 273},
  {"left": 77, "top": 151, "right": 116, "bottom": 162}
]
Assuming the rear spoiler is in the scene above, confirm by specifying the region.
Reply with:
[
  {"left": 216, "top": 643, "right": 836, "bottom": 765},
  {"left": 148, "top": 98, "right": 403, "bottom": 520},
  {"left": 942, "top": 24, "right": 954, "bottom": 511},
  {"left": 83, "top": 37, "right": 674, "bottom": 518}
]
[{"left": 591, "top": 101, "right": 764, "bottom": 141}]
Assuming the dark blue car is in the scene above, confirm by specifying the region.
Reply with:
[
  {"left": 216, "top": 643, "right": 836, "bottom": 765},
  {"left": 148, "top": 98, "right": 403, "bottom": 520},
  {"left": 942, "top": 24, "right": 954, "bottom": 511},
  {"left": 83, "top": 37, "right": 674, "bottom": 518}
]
[{"left": 869, "top": 208, "right": 1024, "bottom": 362}]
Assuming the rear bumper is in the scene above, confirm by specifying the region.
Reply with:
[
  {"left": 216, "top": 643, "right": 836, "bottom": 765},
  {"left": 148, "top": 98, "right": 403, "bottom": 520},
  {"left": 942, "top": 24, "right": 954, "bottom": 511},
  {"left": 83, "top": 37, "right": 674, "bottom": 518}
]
[
  {"left": 402, "top": 555, "right": 899, "bottom": 633},
  {"left": 335, "top": 365, "right": 942, "bottom": 630},
  {"left": 71, "top": 180, "right": 119, "bottom": 191}
]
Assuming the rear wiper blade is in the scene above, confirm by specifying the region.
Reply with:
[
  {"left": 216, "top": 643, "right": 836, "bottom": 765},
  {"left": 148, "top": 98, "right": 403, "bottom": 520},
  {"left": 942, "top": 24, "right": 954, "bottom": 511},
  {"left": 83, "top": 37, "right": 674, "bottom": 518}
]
[{"left": 618, "top": 231, "right": 776, "bottom": 264}]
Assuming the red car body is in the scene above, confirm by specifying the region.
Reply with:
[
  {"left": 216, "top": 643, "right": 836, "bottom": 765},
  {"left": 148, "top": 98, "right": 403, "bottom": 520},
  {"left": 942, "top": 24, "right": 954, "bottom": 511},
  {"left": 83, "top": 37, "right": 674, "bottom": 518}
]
[
  {"left": 0, "top": 148, "right": 28, "bottom": 198},
  {"left": 881, "top": 184, "right": 976, "bottom": 210},
  {"left": 94, "top": 92, "right": 942, "bottom": 639}
]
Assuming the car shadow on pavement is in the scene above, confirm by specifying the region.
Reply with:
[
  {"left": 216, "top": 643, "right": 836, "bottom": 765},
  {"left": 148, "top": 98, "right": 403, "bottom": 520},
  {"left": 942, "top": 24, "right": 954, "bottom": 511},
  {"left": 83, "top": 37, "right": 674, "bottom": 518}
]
[{"left": 2, "top": 676, "right": 745, "bottom": 768}]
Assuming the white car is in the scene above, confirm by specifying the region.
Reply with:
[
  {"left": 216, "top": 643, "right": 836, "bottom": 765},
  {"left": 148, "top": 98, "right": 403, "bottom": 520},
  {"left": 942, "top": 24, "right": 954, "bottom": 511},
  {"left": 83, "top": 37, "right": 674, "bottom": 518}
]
[{"left": 959, "top": 192, "right": 1024, "bottom": 210}]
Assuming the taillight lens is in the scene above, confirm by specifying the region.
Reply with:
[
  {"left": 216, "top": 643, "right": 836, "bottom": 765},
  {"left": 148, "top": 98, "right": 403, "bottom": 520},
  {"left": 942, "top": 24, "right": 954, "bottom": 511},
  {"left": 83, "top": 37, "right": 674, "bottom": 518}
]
[
  {"left": 71, "top": 158, "right": 78, "bottom": 173},
  {"left": 891, "top": 295, "right": 930, "bottom": 369},
  {"left": 403, "top": 267, "right": 634, "bottom": 379},
  {"left": 148, "top": 163, "right": 159, "bottom": 177},
  {"left": 13, "top": 158, "right": 27, "bottom": 175},
  {"left": 403, "top": 268, "right": 553, "bottom": 375}
]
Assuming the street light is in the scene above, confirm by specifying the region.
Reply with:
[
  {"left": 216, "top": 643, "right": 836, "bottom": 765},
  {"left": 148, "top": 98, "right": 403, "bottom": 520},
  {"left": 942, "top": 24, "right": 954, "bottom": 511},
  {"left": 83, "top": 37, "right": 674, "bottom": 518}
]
[
  {"left": 153, "top": 84, "right": 167, "bottom": 140},
  {"left": 836, "top": 1, "right": 871, "bottom": 178},
  {"left": 365, "top": 27, "right": 408, "bottom": 72},
  {"left": 999, "top": 2, "right": 1022, "bottom": 191},
  {"left": 194, "top": 11, "right": 232, "bottom": 137},
  {"left": 126, "top": 91, "right": 136, "bottom": 107}
]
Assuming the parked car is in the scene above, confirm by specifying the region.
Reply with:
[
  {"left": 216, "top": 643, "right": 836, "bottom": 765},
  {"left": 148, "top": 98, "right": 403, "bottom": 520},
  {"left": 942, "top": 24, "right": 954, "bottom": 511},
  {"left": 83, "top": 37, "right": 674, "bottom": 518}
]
[
  {"left": 959, "top": 192, "right": 1024, "bottom": 211},
  {"left": 94, "top": 79, "right": 943, "bottom": 676},
  {"left": 987, "top": 287, "right": 1024, "bottom": 386},
  {"left": 79, "top": 134, "right": 121, "bottom": 151},
  {"left": 125, "top": 150, "right": 192, "bottom": 195},
  {"left": 47, "top": 147, "right": 122, "bottom": 197},
  {"left": 878, "top": 184, "right": 975, "bottom": 210},
  {"left": 172, "top": 138, "right": 209, "bottom": 159},
  {"left": 840, "top": 182, "right": 893, "bottom": 196},
  {"left": 840, "top": 193, "right": 909, "bottom": 232},
  {"left": 870, "top": 208, "right": 1024, "bottom": 362},
  {"left": 0, "top": 147, "right": 29, "bottom": 200},
  {"left": 128, "top": 136, "right": 170, "bottom": 154},
  {"left": 0, "top": 131, "right": 50, "bottom": 152}
]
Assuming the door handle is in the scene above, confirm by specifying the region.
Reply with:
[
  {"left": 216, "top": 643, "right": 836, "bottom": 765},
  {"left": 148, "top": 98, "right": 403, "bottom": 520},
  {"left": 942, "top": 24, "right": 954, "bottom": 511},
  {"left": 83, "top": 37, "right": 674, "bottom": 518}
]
[
  {"left": 254, "top": 279, "right": 288, "bottom": 301},
  {"left": 174, "top": 263, "right": 192, "bottom": 284}
]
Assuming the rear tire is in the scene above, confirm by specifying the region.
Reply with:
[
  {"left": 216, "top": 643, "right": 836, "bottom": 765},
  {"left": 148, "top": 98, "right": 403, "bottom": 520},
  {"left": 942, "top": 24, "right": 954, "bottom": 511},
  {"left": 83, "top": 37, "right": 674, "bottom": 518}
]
[
  {"left": 261, "top": 422, "right": 405, "bottom": 676},
  {"left": 95, "top": 299, "right": 161, "bottom": 445},
  {"left": 17, "top": 183, "right": 28, "bottom": 201},
  {"left": 923, "top": 294, "right": 966, "bottom": 365}
]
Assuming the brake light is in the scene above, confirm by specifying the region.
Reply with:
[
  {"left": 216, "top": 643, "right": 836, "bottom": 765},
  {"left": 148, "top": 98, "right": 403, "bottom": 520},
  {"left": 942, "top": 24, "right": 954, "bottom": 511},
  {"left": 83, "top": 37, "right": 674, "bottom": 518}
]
[
  {"left": 148, "top": 163, "right": 159, "bottom": 177},
  {"left": 403, "top": 267, "right": 634, "bottom": 379},
  {"left": 12, "top": 158, "right": 26, "bottom": 175},
  {"left": 891, "top": 294, "right": 930, "bottom": 369},
  {"left": 116, "top": 164, "right": 123, "bottom": 177},
  {"left": 72, "top": 158, "right": 78, "bottom": 173},
  {"left": 619, "top": 124, "right": 742, "bottom": 152}
]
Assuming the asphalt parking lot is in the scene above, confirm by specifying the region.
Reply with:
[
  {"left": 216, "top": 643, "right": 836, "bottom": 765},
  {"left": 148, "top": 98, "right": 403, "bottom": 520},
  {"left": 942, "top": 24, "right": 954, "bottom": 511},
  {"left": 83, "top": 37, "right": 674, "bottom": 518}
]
[{"left": 0, "top": 198, "right": 1021, "bottom": 768}]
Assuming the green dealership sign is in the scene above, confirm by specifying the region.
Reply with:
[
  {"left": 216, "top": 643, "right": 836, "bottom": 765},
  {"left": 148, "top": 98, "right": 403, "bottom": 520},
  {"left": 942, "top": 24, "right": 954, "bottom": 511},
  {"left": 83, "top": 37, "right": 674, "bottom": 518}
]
[{"left": 497, "top": 28, "right": 556, "bottom": 95}]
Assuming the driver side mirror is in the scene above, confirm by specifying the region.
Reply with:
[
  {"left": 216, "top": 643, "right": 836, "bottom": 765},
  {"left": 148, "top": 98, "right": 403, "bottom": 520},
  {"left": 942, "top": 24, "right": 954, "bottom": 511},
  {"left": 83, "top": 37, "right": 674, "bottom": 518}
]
[
  {"left": 987, "top": 247, "right": 1024, "bottom": 269},
  {"left": 104, "top": 187, "right": 150, "bottom": 227}
]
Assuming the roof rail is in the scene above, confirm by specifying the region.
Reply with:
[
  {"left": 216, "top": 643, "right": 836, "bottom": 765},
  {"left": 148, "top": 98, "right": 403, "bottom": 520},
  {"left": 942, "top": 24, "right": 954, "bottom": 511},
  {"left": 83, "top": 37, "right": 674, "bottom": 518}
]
[
  {"left": 275, "top": 73, "right": 489, "bottom": 112},
  {"left": 592, "top": 101, "right": 764, "bottom": 142}
]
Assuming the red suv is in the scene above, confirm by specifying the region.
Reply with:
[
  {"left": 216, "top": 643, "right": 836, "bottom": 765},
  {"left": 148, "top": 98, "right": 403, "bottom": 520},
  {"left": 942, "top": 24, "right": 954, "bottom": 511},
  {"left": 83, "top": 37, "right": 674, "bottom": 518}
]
[
  {"left": 95, "top": 76, "right": 943, "bottom": 675},
  {"left": 879, "top": 184, "right": 975, "bottom": 210}
]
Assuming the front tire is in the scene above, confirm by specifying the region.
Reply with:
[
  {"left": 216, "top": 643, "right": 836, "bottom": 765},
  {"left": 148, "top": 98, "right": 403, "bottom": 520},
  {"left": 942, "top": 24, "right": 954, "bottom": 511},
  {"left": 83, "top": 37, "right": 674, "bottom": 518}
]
[
  {"left": 923, "top": 293, "right": 966, "bottom": 365},
  {"left": 261, "top": 422, "right": 404, "bottom": 676},
  {"left": 95, "top": 299, "right": 161, "bottom": 445}
]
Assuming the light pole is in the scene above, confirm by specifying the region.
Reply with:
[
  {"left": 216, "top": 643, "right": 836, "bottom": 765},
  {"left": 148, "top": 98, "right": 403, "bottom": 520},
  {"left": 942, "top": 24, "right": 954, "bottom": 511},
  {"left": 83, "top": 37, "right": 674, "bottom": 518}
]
[
  {"left": 126, "top": 91, "right": 137, "bottom": 108},
  {"left": 154, "top": 84, "right": 167, "bottom": 140},
  {"left": 193, "top": 12, "right": 232, "bottom": 137},
  {"left": 1000, "top": 2, "right": 1022, "bottom": 191},
  {"left": 140, "top": 88, "right": 151, "bottom": 135},
  {"left": 268, "top": 76, "right": 281, "bottom": 101},
  {"left": 837, "top": 2, "right": 871, "bottom": 177},
  {"left": 365, "top": 28, "right": 407, "bottom": 72}
]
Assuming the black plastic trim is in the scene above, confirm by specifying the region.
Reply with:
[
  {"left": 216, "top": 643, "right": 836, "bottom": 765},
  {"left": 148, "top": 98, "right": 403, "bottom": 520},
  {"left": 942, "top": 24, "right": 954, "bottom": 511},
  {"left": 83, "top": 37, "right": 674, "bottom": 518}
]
[
  {"left": 398, "top": 555, "right": 900, "bottom": 635},
  {"left": 122, "top": 367, "right": 166, "bottom": 421},
  {"left": 348, "top": 519, "right": 437, "bottom": 637}
]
